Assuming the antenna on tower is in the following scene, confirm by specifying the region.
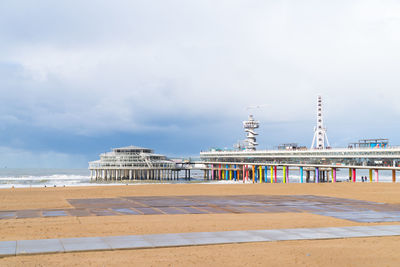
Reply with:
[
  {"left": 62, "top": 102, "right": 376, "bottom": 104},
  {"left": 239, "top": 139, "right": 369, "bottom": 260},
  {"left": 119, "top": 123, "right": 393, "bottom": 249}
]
[
  {"left": 243, "top": 115, "right": 260, "bottom": 151},
  {"left": 311, "top": 96, "right": 330, "bottom": 149}
]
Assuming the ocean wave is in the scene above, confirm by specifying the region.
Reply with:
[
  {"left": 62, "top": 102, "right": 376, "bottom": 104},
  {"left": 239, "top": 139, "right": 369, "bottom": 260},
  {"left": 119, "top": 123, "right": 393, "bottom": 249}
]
[{"left": 0, "top": 175, "right": 90, "bottom": 181}]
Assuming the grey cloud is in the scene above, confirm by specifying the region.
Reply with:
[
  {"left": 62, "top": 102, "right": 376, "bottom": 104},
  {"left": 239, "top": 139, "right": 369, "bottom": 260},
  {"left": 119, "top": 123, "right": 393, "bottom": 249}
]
[{"left": 0, "top": 0, "right": 398, "bottom": 146}]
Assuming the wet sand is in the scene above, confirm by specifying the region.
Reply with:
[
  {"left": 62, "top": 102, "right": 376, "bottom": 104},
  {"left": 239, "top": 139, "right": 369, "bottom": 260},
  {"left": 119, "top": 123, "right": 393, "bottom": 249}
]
[{"left": 0, "top": 183, "right": 400, "bottom": 266}]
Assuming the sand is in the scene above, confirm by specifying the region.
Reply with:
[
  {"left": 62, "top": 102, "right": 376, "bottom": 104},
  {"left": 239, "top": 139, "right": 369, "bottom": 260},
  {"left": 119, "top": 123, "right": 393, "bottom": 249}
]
[
  {"left": 0, "top": 183, "right": 400, "bottom": 266},
  {"left": 1, "top": 237, "right": 400, "bottom": 267}
]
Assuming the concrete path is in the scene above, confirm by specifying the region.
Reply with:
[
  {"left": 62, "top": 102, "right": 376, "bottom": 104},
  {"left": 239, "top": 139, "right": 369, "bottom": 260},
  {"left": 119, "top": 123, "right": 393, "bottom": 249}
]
[
  {"left": 1, "top": 225, "right": 400, "bottom": 257},
  {"left": 3, "top": 195, "right": 400, "bottom": 223}
]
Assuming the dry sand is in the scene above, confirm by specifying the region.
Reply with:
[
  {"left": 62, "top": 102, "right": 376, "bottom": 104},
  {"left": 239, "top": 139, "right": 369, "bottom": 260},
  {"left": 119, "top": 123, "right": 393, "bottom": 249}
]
[
  {"left": 1, "top": 237, "right": 400, "bottom": 267},
  {"left": 0, "top": 183, "right": 400, "bottom": 266}
]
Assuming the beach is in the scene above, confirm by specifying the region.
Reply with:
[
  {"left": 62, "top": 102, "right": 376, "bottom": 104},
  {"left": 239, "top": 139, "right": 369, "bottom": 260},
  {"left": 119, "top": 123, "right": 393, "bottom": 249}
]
[{"left": 1, "top": 183, "right": 400, "bottom": 266}]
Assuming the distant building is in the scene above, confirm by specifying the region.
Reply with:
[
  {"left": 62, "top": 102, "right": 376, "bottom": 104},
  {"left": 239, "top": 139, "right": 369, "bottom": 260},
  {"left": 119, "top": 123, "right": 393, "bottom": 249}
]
[
  {"left": 348, "top": 139, "right": 389, "bottom": 149},
  {"left": 89, "top": 146, "right": 181, "bottom": 181},
  {"left": 277, "top": 143, "right": 307, "bottom": 151}
]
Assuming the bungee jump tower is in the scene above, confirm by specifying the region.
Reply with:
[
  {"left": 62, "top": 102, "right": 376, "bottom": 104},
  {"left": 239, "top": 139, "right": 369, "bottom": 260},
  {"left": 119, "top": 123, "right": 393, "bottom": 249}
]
[{"left": 243, "top": 115, "right": 260, "bottom": 151}]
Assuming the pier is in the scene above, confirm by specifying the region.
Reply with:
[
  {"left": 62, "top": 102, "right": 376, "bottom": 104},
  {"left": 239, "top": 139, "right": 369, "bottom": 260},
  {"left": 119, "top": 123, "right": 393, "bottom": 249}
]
[
  {"left": 89, "top": 146, "right": 191, "bottom": 181},
  {"left": 198, "top": 96, "right": 400, "bottom": 183},
  {"left": 197, "top": 160, "right": 400, "bottom": 183}
]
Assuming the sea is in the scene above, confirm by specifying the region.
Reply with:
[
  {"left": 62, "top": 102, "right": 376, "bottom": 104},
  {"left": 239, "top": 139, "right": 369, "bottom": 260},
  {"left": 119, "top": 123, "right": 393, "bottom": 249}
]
[{"left": 0, "top": 168, "right": 396, "bottom": 189}]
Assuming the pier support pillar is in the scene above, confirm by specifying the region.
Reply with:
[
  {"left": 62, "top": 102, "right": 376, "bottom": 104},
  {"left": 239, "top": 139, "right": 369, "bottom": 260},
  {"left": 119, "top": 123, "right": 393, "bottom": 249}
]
[
  {"left": 283, "top": 166, "right": 286, "bottom": 184},
  {"left": 287, "top": 167, "right": 289, "bottom": 183},
  {"left": 375, "top": 169, "right": 379, "bottom": 182},
  {"left": 270, "top": 166, "right": 273, "bottom": 183},
  {"left": 369, "top": 169, "right": 373, "bottom": 183},
  {"left": 300, "top": 167, "right": 304, "bottom": 183},
  {"left": 264, "top": 166, "right": 268, "bottom": 183},
  {"left": 352, "top": 169, "right": 356, "bottom": 183},
  {"left": 349, "top": 169, "right": 352, "bottom": 181},
  {"left": 252, "top": 165, "right": 255, "bottom": 183},
  {"left": 259, "top": 166, "right": 262, "bottom": 183},
  {"left": 333, "top": 168, "right": 337, "bottom": 183},
  {"left": 315, "top": 168, "right": 319, "bottom": 183},
  {"left": 393, "top": 170, "right": 396, "bottom": 183},
  {"left": 254, "top": 165, "right": 258, "bottom": 183},
  {"left": 274, "top": 166, "right": 277, "bottom": 183}
]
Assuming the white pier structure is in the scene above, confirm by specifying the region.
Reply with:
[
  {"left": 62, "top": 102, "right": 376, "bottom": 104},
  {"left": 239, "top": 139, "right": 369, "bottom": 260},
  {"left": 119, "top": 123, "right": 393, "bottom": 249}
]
[
  {"left": 89, "top": 146, "right": 190, "bottom": 181},
  {"left": 199, "top": 146, "right": 400, "bottom": 183},
  {"left": 199, "top": 95, "right": 400, "bottom": 183},
  {"left": 200, "top": 147, "right": 400, "bottom": 167}
]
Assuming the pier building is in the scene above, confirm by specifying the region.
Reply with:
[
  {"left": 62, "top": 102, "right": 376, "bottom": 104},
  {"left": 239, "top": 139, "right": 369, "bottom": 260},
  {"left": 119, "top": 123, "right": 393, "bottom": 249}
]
[{"left": 89, "top": 146, "right": 190, "bottom": 181}]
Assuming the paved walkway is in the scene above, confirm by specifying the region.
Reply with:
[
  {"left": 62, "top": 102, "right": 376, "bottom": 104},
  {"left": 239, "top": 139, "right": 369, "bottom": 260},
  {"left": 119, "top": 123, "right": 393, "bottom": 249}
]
[
  {"left": 1, "top": 225, "right": 400, "bottom": 257},
  {"left": 2, "top": 195, "right": 400, "bottom": 223}
]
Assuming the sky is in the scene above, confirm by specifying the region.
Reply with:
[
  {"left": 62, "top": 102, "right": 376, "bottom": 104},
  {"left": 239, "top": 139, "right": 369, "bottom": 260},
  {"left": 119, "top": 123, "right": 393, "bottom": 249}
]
[{"left": 0, "top": 0, "right": 400, "bottom": 168}]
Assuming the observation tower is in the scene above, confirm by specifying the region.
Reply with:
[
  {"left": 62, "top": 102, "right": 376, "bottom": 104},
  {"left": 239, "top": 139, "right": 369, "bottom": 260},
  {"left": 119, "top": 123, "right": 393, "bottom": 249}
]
[{"left": 243, "top": 115, "right": 260, "bottom": 151}]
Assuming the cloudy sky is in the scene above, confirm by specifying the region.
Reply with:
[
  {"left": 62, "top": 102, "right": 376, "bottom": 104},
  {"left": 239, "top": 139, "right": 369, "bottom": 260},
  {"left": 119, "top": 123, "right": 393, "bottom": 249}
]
[{"left": 0, "top": 0, "right": 399, "bottom": 168}]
